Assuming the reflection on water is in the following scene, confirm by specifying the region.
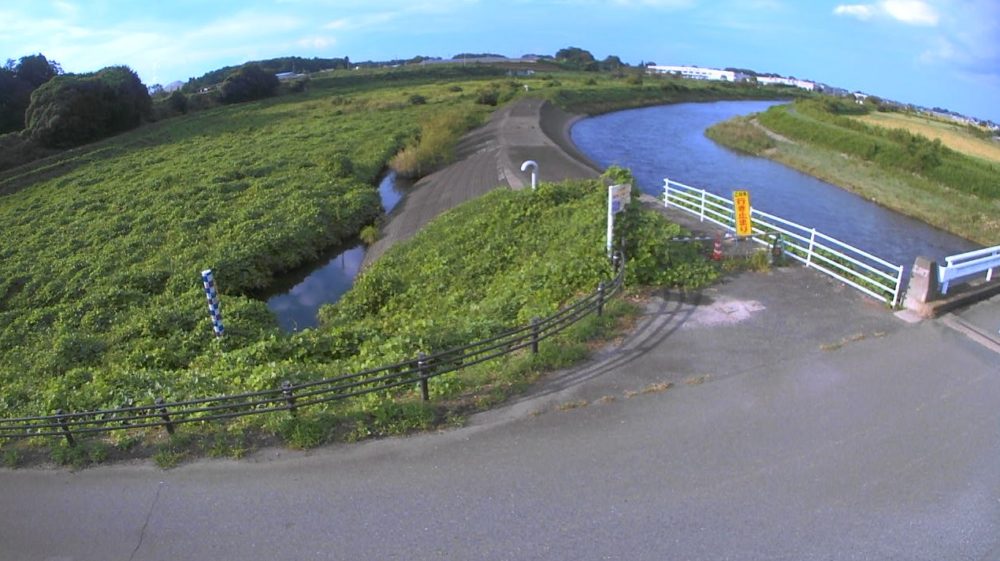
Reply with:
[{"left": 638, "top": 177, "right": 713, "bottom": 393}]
[
  {"left": 571, "top": 101, "right": 977, "bottom": 268},
  {"left": 264, "top": 170, "right": 409, "bottom": 332},
  {"left": 266, "top": 245, "right": 365, "bottom": 332}
]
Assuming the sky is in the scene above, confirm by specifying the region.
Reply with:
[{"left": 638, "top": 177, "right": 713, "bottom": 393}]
[{"left": 2, "top": 0, "right": 998, "bottom": 122}]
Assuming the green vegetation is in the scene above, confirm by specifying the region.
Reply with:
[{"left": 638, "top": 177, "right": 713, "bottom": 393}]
[
  {"left": 0, "top": 61, "right": 780, "bottom": 464},
  {"left": 854, "top": 111, "right": 1000, "bottom": 164},
  {"left": 0, "top": 54, "right": 62, "bottom": 134},
  {"left": 25, "top": 65, "right": 151, "bottom": 148},
  {"left": 705, "top": 116, "right": 776, "bottom": 154},
  {"left": 218, "top": 64, "right": 280, "bottom": 105},
  {"left": 707, "top": 99, "right": 1000, "bottom": 244}
]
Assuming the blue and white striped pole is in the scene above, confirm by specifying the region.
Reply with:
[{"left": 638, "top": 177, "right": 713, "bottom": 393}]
[{"left": 201, "top": 269, "right": 224, "bottom": 338}]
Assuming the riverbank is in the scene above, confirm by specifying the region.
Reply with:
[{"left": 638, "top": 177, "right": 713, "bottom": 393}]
[
  {"left": 707, "top": 107, "right": 999, "bottom": 246},
  {"left": 362, "top": 98, "right": 600, "bottom": 267}
]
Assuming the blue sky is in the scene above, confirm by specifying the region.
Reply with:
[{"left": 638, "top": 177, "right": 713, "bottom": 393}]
[{"left": 2, "top": 0, "right": 998, "bottom": 122}]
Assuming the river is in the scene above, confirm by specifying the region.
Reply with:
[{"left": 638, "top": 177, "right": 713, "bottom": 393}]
[
  {"left": 266, "top": 101, "right": 979, "bottom": 331},
  {"left": 571, "top": 100, "right": 977, "bottom": 269},
  {"left": 262, "top": 171, "right": 409, "bottom": 332}
]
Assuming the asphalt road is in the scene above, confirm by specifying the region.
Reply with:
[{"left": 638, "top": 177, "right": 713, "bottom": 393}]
[{"left": 3, "top": 268, "right": 999, "bottom": 561}]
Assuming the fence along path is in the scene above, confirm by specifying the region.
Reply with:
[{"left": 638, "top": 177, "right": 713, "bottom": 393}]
[
  {"left": 663, "top": 179, "right": 905, "bottom": 306},
  {"left": 0, "top": 254, "right": 625, "bottom": 446}
]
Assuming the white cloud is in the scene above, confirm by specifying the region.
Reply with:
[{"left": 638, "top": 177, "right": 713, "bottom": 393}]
[
  {"left": 324, "top": 12, "right": 398, "bottom": 31},
  {"left": 297, "top": 36, "right": 336, "bottom": 49},
  {"left": 609, "top": 0, "right": 695, "bottom": 6},
  {"left": 833, "top": 0, "right": 938, "bottom": 26},
  {"left": 882, "top": 0, "right": 939, "bottom": 25},
  {"left": 833, "top": 4, "right": 875, "bottom": 20}
]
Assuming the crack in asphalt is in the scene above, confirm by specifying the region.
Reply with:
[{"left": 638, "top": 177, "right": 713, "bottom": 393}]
[{"left": 128, "top": 481, "right": 164, "bottom": 561}]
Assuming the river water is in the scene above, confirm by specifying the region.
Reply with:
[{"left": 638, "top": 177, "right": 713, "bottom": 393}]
[
  {"left": 571, "top": 100, "right": 977, "bottom": 269},
  {"left": 263, "top": 171, "right": 409, "bottom": 331},
  {"left": 266, "top": 101, "right": 979, "bottom": 331}
]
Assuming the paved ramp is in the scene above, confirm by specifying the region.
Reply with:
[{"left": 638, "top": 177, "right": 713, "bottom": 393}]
[{"left": 362, "top": 98, "right": 599, "bottom": 268}]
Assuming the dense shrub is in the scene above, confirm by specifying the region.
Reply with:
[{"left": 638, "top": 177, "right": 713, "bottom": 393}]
[
  {"left": 167, "top": 90, "right": 188, "bottom": 114},
  {"left": 218, "top": 64, "right": 279, "bottom": 104},
  {"left": 24, "top": 66, "right": 151, "bottom": 148}
]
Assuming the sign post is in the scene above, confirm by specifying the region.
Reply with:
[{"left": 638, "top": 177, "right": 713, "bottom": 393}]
[
  {"left": 607, "top": 184, "right": 631, "bottom": 255},
  {"left": 733, "top": 190, "right": 752, "bottom": 238}
]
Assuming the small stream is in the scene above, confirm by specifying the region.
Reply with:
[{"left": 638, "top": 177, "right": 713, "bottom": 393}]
[{"left": 263, "top": 171, "right": 409, "bottom": 332}]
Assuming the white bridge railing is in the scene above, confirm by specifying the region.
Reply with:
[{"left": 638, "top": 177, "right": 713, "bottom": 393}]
[
  {"left": 663, "top": 178, "right": 905, "bottom": 307},
  {"left": 938, "top": 246, "right": 1000, "bottom": 295}
]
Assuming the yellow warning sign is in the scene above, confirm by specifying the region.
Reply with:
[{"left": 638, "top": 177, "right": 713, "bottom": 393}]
[{"left": 733, "top": 190, "right": 752, "bottom": 237}]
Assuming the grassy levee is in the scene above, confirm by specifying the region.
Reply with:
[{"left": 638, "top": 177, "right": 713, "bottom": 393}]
[
  {"left": 0, "top": 64, "right": 792, "bottom": 463},
  {"left": 707, "top": 99, "right": 1000, "bottom": 245}
]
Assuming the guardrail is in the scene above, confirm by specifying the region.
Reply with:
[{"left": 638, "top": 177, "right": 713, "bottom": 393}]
[
  {"left": 938, "top": 246, "right": 999, "bottom": 295},
  {"left": 0, "top": 253, "right": 625, "bottom": 445},
  {"left": 663, "top": 178, "right": 904, "bottom": 306}
]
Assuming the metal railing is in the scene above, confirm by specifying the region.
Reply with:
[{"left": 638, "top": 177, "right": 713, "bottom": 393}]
[
  {"left": 0, "top": 253, "right": 625, "bottom": 445},
  {"left": 663, "top": 178, "right": 905, "bottom": 306},
  {"left": 938, "top": 245, "right": 1000, "bottom": 295}
]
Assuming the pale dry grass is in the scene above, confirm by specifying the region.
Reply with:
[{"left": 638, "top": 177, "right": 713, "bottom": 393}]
[{"left": 855, "top": 112, "right": 1000, "bottom": 164}]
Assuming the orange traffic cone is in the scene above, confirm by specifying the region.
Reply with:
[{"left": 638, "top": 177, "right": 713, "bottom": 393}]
[{"left": 711, "top": 234, "right": 723, "bottom": 261}]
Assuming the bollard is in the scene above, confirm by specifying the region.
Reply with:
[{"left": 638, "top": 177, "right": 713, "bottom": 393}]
[
  {"left": 155, "top": 398, "right": 175, "bottom": 436},
  {"left": 530, "top": 317, "right": 541, "bottom": 354},
  {"left": 201, "top": 269, "right": 225, "bottom": 338},
  {"left": 417, "top": 353, "right": 430, "bottom": 401},
  {"left": 770, "top": 233, "right": 785, "bottom": 266},
  {"left": 596, "top": 282, "right": 606, "bottom": 317},
  {"left": 281, "top": 380, "right": 297, "bottom": 415},
  {"left": 55, "top": 409, "right": 75, "bottom": 447}
]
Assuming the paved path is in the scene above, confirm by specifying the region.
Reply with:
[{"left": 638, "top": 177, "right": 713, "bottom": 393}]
[
  {"left": 362, "top": 98, "right": 599, "bottom": 267},
  {"left": 3, "top": 269, "right": 999, "bottom": 561}
]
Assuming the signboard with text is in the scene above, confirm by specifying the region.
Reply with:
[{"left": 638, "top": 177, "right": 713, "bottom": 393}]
[
  {"left": 609, "top": 184, "right": 631, "bottom": 214},
  {"left": 607, "top": 184, "right": 631, "bottom": 255},
  {"left": 733, "top": 190, "right": 752, "bottom": 237}
]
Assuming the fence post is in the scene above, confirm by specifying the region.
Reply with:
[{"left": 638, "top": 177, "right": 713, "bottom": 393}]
[
  {"left": 531, "top": 317, "right": 541, "bottom": 354},
  {"left": 55, "top": 409, "right": 75, "bottom": 447},
  {"left": 699, "top": 189, "right": 706, "bottom": 222},
  {"left": 663, "top": 179, "right": 670, "bottom": 208},
  {"left": 417, "top": 353, "right": 430, "bottom": 401},
  {"left": 806, "top": 228, "right": 817, "bottom": 267},
  {"left": 281, "top": 380, "right": 297, "bottom": 415},
  {"left": 891, "top": 266, "right": 905, "bottom": 308},
  {"left": 597, "top": 281, "right": 606, "bottom": 317},
  {"left": 155, "top": 398, "right": 175, "bottom": 436}
]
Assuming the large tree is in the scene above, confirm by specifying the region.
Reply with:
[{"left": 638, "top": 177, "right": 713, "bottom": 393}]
[
  {"left": 0, "top": 53, "right": 62, "bottom": 133},
  {"left": 218, "top": 64, "right": 279, "bottom": 104},
  {"left": 555, "top": 47, "right": 597, "bottom": 70},
  {"left": 25, "top": 65, "right": 151, "bottom": 148}
]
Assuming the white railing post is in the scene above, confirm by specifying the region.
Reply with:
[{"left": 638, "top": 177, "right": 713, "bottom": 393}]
[
  {"left": 663, "top": 179, "right": 670, "bottom": 208},
  {"left": 806, "top": 228, "right": 817, "bottom": 267},
  {"left": 891, "top": 266, "right": 904, "bottom": 308},
  {"left": 699, "top": 189, "right": 706, "bottom": 222}
]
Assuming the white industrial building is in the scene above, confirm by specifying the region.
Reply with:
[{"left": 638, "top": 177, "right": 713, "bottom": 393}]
[
  {"left": 646, "top": 65, "right": 745, "bottom": 82},
  {"left": 756, "top": 76, "right": 817, "bottom": 91}
]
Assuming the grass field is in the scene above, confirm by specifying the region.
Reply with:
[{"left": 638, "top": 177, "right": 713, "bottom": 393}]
[{"left": 855, "top": 111, "right": 1000, "bottom": 164}]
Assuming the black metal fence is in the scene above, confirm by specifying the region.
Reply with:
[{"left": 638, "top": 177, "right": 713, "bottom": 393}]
[{"left": 0, "top": 252, "right": 625, "bottom": 446}]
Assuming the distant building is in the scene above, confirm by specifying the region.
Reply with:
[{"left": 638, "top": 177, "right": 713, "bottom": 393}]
[
  {"left": 646, "top": 65, "right": 745, "bottom": 82},
  {"left": 275, "top": 72, "right": 305, "bottom": 81},
  {"left": 756, "top": 76, "right": 817, "bottom": 91}
]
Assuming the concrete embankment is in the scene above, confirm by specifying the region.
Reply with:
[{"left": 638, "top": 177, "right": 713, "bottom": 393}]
[{"left": 362, "top": 98, "right": 600, "bottom": 268}]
